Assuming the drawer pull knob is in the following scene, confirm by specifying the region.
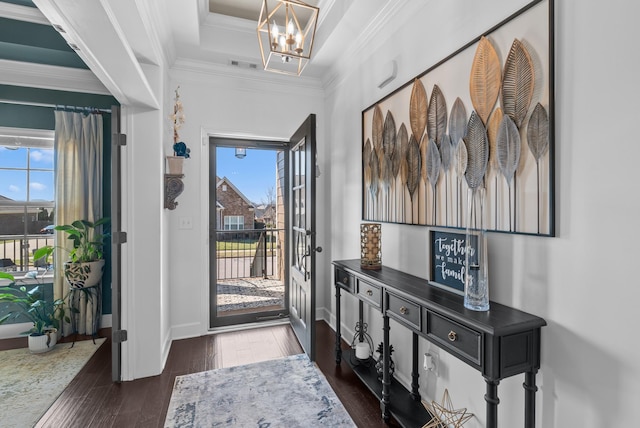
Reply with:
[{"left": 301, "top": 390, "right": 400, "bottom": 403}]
[
  {"left": 448, "top": 330, "right": 457, "bottom": 342},
  {"left": 366, "top": 289, "right": 373, "bottom": 296},
  {"left": 342, "top": 277, "right": 349, "bottom": 284},
  {"left": 399, "top": 306, "right": 408, "bottom": 315}
]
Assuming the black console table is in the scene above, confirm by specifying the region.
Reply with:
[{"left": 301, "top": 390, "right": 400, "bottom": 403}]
[{"left": 333, "top": 259, "right": 546, "bottom": 428}]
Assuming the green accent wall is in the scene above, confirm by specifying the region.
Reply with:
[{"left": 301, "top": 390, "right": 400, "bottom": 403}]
[{"left": 0, "top": 84, "right": 119, "bottom": 315}]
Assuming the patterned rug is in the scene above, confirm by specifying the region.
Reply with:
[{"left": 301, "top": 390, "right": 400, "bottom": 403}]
[
  {"left": 0, "top": 338, "right": 106, "bottom": 428},
  {"left": 164, "top": 354, "right": 356, "bottom": 427}
]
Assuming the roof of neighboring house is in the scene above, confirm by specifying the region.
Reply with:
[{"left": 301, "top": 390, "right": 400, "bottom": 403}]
[{"left": 216, "top": 176, "right": 255, "bottom": 209}]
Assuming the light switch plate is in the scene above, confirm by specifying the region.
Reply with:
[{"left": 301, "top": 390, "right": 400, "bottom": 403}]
[{"left": 179, "top": 216, "right": 193, "bottom": 229}]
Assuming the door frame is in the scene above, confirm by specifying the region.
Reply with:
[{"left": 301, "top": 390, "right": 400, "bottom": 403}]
[{"left": 208, "top": 137, "right": 291, "bottom": 329}]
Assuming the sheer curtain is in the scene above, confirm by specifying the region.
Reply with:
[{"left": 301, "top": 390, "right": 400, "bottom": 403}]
[{"left": 54, "top": 110, "right": 103, "bottom": 335}]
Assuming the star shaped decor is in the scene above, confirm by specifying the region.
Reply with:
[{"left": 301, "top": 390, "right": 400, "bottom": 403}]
[{"left": 422, "top": 389, "right": 474, "bottom": 428}]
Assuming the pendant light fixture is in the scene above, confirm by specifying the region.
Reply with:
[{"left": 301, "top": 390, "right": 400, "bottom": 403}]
[{"left": 257, "top": 0, "right": 319, "bottom": 76}]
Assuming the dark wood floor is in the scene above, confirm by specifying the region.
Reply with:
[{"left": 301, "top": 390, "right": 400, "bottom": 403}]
[{"left": 1, "top": 321, "right": 399, "bottom": 427}]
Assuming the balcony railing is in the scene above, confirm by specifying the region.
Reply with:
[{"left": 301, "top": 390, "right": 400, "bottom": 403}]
[
  {"left": 0, "top": 234, "right": 55, "bottom": 273},
  {"left": 216, "top": 228, "right": 282, "bottom": 280}
]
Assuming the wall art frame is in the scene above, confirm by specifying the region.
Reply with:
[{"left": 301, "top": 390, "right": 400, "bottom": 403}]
[{"left": 362, "top": 0, "right": 555, "bottom": 236}]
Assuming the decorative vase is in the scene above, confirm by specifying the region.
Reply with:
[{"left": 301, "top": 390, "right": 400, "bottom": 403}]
[
  {"left": 28, "top": 328, "right": 57, "bottom": 353},
  {"left": 166, "top": 156, "right": 184, "bottom": 175},
  {"left": 64, "top": 260, "right": 105, "bottom": 289},
  {"left": 360, "top": 223, "right": 381, "bottom": 270},
  {"left": 464, "top": 188, "right": 490, "bottom": 311}
]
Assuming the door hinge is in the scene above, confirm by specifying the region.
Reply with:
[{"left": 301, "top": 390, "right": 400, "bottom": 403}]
[
  {"left": 113, "top": 133, "right": 127, "bottom": 146},
  {"left": 113, "top": 231, "right": 127, "bottom": 245},
  {"left": 113, "top": 329, "right": 128, "bottom": 343}
]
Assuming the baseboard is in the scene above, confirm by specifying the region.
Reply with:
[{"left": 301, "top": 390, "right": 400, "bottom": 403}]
[{"left": 171, "top": 322, "right": 204, "bottom": 341}]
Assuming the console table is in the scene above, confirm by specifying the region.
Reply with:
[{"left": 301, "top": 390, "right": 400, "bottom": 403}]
[{"left": 333, "top": 259, "right": 546, "bottom": 428}]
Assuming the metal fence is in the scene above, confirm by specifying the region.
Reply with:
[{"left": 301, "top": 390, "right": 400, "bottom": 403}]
[
  {"left": 216, "top": 228, "right": 282, "bottom": 280},
  {"left": 0, "top": 234, "right": 55, "bottom": 272}
]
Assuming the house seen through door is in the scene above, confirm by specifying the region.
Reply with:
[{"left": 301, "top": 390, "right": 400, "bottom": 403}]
[{"left": 209, "top": 141, "right": 288, "bottom": 327}]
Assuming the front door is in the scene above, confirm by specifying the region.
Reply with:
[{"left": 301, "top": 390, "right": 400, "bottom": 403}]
[{"left": 288, "top": 115, "right": 317, "bottom": 360}]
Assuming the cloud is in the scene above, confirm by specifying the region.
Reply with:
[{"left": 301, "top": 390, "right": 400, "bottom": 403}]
[
  {"left": 30, "top": 150, "right": 54, "bottom": 164},
  {"left": 30, "top": 182, "right": 47, "bottom": 191},
  {"left": 9, "top": 185, "right": 20, "bottom": 193}
]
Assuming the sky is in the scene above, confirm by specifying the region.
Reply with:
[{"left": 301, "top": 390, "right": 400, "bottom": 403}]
[
  {"left": 0, "top": 146, "right": 54, "bottom": 202},
  {"left": 216, "top": 147, "right": 278, "bottom": 204}
]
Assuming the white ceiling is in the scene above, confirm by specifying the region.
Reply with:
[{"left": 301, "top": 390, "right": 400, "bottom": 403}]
[{"left": 1, "top": 0, "right": 405, "bottom": 106}]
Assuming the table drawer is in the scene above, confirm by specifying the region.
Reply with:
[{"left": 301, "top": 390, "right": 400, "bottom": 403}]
[
  {"left": 357, "top": 279, "right": 381, "bottom": 308},
  {"left": 425, "top": 310, "right": 482, "bottom": 366},
  {"left": 387, "top": 293, "right": 420, "bottom": 330},
  {"left": 335, "top": 268, "right": 354, "bottom": 292}
]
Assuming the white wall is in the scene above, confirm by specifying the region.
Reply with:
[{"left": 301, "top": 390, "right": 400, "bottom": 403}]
[
  {"left": 166, "top": 66, "right": 327, "bottom": 340},
  {"left": 326, "top": 0, "right": 640, "bottom": 427}
]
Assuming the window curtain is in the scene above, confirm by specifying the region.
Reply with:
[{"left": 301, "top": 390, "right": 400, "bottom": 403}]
[{"left": 54, "top": 110, "right": 103, "bottom": 336}]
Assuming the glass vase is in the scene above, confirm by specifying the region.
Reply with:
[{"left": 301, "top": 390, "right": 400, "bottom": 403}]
[{"left": 464, "top": 187, "right": 490, "bottom": 311}]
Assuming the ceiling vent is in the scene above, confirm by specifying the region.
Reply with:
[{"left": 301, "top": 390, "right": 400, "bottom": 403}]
[{"left": 228, "top": 59, "right": 259, "bottom": 71}]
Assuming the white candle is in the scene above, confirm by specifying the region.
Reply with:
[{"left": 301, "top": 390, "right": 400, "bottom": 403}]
[{"left": 355, "top": 342, "right": 370, "bottom": 360}]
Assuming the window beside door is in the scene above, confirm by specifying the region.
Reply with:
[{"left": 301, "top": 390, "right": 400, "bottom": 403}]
[{"left": 0, "top": 128, "right": 55, "bottom": 274}]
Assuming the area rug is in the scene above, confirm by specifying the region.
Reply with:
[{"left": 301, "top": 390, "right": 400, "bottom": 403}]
[
  {"left": 0, "top": 338, "right": 106, "bottom": 428},
  {"left": 164, "top": 354, "right": 356, "bottom": 427}
]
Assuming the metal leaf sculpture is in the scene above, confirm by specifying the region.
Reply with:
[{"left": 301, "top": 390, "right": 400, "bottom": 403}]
[
  {"left": 440, "top": 134, "right": 452, "bottom": 172},
  {"left": 369, "top": 147, "right": 380, "bottom": 211},
  {"left": 439, "top": 134, "right": 453, "bottom": 226},
  {"left": 496, "top": 115, "right": 521, "bottom": 185},
  {"left": 372, "top": 105, "right": 384, "bottom": 157},
  {"left": 501, "top": 39, "right": 535, "bottom": 129},
  {"left": 427, "top": 84, "right": 447, "bottom": 147},
  {"left": 426, "top": 138, "right": 442, "bottom": 224},
  {"left": 420, "top": 134, "right": 428, "bottom": 185},
  {"left": 363, "top": 139, "right": 372, "bottom": 217},
  {"left": 383, "top": 111, "right": 397, "bottom": 158},
  {"left": 395, "top": 123, "right": 408, "bottom": 179},
  {"left": 496, "top": 115, "right": 521, "bottom": 231},
  {"left": 470, "top": 36, "right": 502, "bottom": 125},
  {"left": 449, "top": 98, "right": 467, "bottom": 153},
  {"left": 396, "top": 124, "right": 409, "bottom": 222},
  {"left": 526, "top": 103, "right": 549, "bottom": 161},
  {"left": 410, "top": 79, "right": 428, "bottom": 140},
  {"left": 406, "top": 135, "right": 421, "bottom": 201},
  {"left": 426, "top": 138, "right": 441, "bottom": 188},
  {"left": 380, "top": 153, "right": 393, "bottom": 221},
  {"left": 526, "top": 103, "right": 549, "bottom": 233},
  {"left": 455, "top": 138, "right": 469, "bottom": 227},
  {"left": 487, "top": 107, "right": 504, "bottom": 172},
  {"left": 455, "top": 138, "right": 468, "bottom": 183},
  {"left": 464, "top": 111, "right": 489, "bottom": 190}
]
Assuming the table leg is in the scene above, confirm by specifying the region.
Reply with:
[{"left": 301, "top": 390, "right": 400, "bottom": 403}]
[
  {"left": 381, "top": 313, "right": 391, "bottom": 422},
  {"left": 523, "top": 370, "right": 538, "bottom": 428},
  {"left": 335, "top": 284, "right": 342, "bottom": 364},
  {"left": 411, "top": 332, "right": 420, "bottom": 401},
  {"left": 484, "top": 378, "right": 500, "bottom": 428}
]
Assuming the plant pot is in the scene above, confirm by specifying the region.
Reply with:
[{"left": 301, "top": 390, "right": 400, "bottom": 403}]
[
  {"left": 64, "top": 259, "right": 105, "bottom": 289},
  {"left": 166, "top": 156, "right": 184, "bottom": 175},
  {"left": 28, "top": 328, "right": 57, "bottom": 353}
]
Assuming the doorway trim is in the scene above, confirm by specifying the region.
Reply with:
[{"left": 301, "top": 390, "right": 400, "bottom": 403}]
[{"left": 199, "top": 129, "right": 290, "bottom": 333}]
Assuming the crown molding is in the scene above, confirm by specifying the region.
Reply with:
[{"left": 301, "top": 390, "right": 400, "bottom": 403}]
[
  {"left": 171, "top": 57, "right": 324, "bottom": 96},
  {"left": 0, "top": 1, "right": 49, "bottom": 25},
  {"left": 322, "top": 0, "right": 417, "bottom": 94},
  {"left": 0, "top": 59, "right": 110, "bottom": 94}
]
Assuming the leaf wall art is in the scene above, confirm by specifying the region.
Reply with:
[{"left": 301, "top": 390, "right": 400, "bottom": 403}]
[{"left": 361, "top": 0, "right": 554, "bottom": 236}]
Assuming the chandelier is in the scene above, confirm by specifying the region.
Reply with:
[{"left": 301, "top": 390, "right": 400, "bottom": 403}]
[{"left": 257, "top": 0, "right": 319, "bottom": 76}]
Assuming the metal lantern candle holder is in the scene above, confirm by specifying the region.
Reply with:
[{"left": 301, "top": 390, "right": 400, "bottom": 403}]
[
  {"left": 360, "top": 223, "right": 381, "bottom": 270},
  {"left": 350, "top": 321, "right": 374, "bottom": 367}
]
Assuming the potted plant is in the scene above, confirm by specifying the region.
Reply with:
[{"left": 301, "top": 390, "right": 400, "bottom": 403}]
[
  {"left": 36, "top": 217, "right": 110, "bottom": 289},
  {"left": 0, "top": 271, "right": 69, "bottom": 353},
  {"left": 166, "top": 86, "right": 190, "bottom": 174}
]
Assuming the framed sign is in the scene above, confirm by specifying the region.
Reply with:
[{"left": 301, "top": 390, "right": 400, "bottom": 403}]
[
  {"left": 429, "top": 229, "right": 478, "bottom": 295},
  {"left": 362, "top": 0, "right": 555, "bottom": 236}
]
